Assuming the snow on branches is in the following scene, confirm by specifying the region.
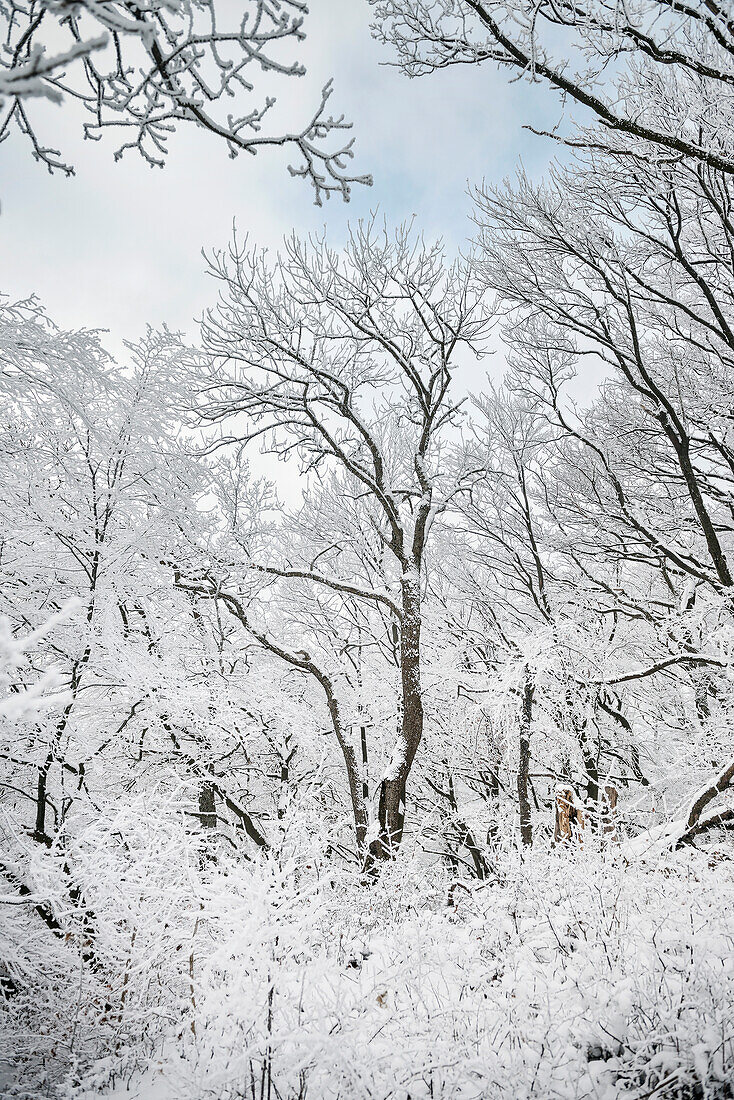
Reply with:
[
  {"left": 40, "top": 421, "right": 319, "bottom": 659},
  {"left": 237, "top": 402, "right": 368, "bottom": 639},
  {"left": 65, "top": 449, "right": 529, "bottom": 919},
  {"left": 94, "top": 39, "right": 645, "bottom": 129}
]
[{"left": 0, "top": 1, "right": 372, "bottom": 201}]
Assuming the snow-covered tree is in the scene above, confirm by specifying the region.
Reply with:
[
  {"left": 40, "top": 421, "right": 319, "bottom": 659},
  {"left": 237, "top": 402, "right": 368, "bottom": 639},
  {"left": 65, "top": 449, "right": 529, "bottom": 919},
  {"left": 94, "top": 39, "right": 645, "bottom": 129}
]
[
  {"left": 371, "top": 0, "right": 734, "bottom": 172},
  {"left": 184, "top": 221, "right": 493, "bottom": 866}
]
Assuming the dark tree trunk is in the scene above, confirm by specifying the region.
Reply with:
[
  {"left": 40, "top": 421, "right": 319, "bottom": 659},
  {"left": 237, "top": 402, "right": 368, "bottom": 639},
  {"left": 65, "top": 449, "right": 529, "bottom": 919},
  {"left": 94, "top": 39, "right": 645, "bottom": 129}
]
[
  {"left": 517, "top": 669, "right": 533, "bottom": 847},
  {"left": 198, "top": 782, "right": 217, "bottom": 828},
  {"left": 323, "top": 692, "right": 369, "bottom": 859},
  {"left": 584, "top": 752, "right": 599, "bottom": 805},
  {"left": 444, "top": 765, "right": 489, "bottom": 880},
  {"left": 369, "top": 568, "right": 423, "bottom": 865},
  {"left": 34, "top": 646, "right": 89, "bottom": 843},
  {"left": 601, "top": 785, "right": 619, "bottom": 838},
  {"left": 577, "top": 715, "right": 600, "bottom": 820},
  {"left": 34, "top": 750, "right": 54, "bottom": 842},
  {"left": 360, "top": 726, "right": 369, "bottom": 804}
]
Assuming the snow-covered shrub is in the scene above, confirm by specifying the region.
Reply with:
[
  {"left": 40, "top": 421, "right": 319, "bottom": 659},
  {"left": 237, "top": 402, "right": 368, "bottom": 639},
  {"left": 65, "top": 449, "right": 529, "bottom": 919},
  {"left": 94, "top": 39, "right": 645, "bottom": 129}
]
[{"left": 60, "top": 838, "right": 734, "bottom": 1100}]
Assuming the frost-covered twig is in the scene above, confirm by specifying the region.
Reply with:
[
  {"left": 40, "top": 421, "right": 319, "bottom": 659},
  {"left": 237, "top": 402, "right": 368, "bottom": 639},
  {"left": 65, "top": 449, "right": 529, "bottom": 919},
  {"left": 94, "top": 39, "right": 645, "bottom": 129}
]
[{"left": 0, "top": 1, "right": 371, "bottom": 202}]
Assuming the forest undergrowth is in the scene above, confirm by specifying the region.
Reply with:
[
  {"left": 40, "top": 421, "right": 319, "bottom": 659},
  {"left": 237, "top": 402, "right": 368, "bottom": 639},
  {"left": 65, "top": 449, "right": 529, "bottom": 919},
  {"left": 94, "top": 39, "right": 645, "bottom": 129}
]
[{"left": 2, "top": 812, "right": 732, "bottom": 1100}]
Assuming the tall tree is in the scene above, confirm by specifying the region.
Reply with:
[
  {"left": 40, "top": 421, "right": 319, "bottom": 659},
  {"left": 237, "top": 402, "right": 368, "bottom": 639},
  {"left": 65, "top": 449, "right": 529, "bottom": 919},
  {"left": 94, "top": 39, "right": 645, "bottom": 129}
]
[
  {"left": 471, "top": 140, "right": 734, "bottom": 835},
  {"left": 190, "top": 221, "right": 492, "bottom": 863}
]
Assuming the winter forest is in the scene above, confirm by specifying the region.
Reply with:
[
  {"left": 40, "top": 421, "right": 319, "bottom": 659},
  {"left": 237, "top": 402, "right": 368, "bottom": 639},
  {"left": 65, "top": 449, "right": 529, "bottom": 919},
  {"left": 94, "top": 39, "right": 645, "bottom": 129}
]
[{"left": 1, "top": 1, "right": 734, "bottom": 1098}]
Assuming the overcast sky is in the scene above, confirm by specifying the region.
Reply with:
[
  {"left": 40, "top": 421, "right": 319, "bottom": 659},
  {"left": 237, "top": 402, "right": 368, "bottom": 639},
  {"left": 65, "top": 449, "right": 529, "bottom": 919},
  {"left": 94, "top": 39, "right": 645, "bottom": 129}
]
[{"left": 1, "top": 0, "right": 564, "bottom": 359}]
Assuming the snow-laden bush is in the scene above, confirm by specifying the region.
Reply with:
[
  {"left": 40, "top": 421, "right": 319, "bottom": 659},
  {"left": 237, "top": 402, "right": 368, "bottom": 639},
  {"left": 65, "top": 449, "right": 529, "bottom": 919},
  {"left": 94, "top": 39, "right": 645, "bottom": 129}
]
[
  {"left": 0, "top": 791, "right": 204, "bottom": 1099},
  {"left": 63, "top": 838, "right": 734, "bottom": 1100}
]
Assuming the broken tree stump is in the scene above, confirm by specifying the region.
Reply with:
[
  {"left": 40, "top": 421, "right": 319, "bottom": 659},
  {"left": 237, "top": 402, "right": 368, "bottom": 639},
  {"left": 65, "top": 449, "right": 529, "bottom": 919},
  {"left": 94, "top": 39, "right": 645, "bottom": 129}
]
[
  {"left": 554, "top": 788, "right": 585, "bottom": 844},
  {"left": 554, "top": 785, "right": 620, "bottom": 845}
]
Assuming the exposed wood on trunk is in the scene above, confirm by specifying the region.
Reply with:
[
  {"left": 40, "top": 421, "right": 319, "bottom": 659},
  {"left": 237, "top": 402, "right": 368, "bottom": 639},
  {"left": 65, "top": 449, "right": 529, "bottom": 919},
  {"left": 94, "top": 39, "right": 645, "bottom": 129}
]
[{"left": 554, "top": 788, "right": 585, "bottom": 844}]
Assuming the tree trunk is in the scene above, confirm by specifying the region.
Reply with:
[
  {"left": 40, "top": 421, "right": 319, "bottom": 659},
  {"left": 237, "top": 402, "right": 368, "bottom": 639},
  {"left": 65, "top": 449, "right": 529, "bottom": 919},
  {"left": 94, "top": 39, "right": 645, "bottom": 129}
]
[
  {"left": 322, "top": 691, "right": 369, "bottom": 859},
  {"left": 34, "top": 647, "right": 89, "bottom": 843},
  {"left": 198, "top": 782, "right": 217, "bottom": 828},
  {"left": 517, "top": 668, "right": 533, "bottom": 847},
  {"left": 578, "top": 721, "right": 600, "bottom": 828},
  {"left": 601, "top": 785, "right": 619, "bottom": 839},
  {"left": 360, "top": 725, "right": 369, "bottom": 804},
  {"left": 369, "top": 568, "right": 423, "bottom": 865},
  {"left": 685, "top": 757, "right": 734, "bottom": 830},
  {"left": 584, "top": 752, "right": 600, "bottom": 805},
  {"left": 34, "top": 750, "right": 54, "bottom": 842}
]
